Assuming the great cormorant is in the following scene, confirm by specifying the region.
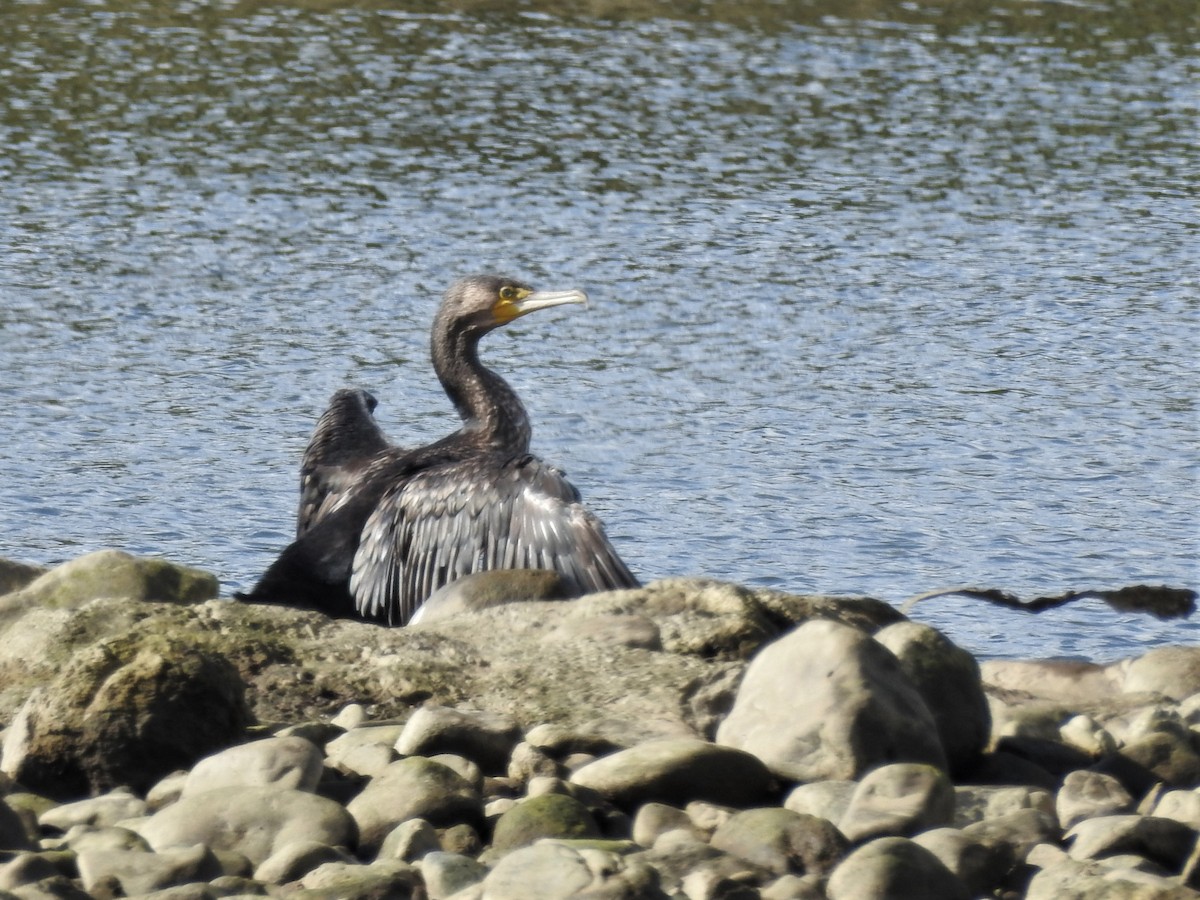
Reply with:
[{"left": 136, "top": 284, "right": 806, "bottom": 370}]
[{"left": 239, "top": 274, "right": 640, "bottom": 625}]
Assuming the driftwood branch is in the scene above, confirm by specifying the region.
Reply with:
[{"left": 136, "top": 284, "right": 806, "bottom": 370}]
[{"left": 900, "top": 584, "right": 1196, "bottom": 619}]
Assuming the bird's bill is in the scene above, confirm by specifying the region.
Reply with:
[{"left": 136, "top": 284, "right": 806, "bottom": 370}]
[{"left": 512, "top": 288, "right": 589, "bottom": 316}]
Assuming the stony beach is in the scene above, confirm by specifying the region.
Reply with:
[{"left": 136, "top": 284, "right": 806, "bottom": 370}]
[{"left": 0, "top": 549, "right": 1197, "bottom": 899}]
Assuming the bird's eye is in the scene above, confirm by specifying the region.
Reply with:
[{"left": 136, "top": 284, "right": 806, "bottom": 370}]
[{"left": 499, "top": 286, "right": 517, "bottom": 301}]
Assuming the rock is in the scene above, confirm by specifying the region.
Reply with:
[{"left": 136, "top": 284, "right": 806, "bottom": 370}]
[
  {"left": 760, "top": 873, "right": 826, "bottom": 899},
  {"left": 439, "top": 822, "right": 483, "bottom": 856},
  {"left": 952, "top": 785, "right": 1055, "bottom": 828},
  {"left": 491, "top": 793, "right": 602, "bottom": 853},
  {"left": 6, "top": 873, "right": 94, "bottom": 899},
  {"left": 411, "top": 568, "right": 570, "bottom": 625},
  {"left": 345, "top": 756, "right": 482, "bottom": 856},
  {"left": 969, "top": 749, "right": 1058, "bottom": 790},
  {"left": 1, "top": 632, "right": 250, "bottom": 798},
  {"left": 0, "top": 558, "right": 47, "bottom": 597},
  {"left": 872, "top": 622, "right": 990, "bottom": 774},
  {"left": 59, "top": 825, "right": 150, "bottom": 854},
  {"left": 524, "top": 723, "right": 625, "bottom": 758},
  {"left": 2, "top": 550, "right": 217, "bottom": 609},
  {"left": 378, "top": 818, "right": 441, "bottom": 862},
  {"left": 294, "top": 858, "right": 423, "bottom": 899},
  {"left": 0, "top": 800, "right": 35, "bottom": 851},
  {"left": 825, "top": 836, "right": 970, "bottom": 900},
  {"left": 1105, "top": 731, "right": 1200, "bottom": 792},
  {"left": 1151, "top": 790, "right": 1200, "bottom": 829},
  {"left": 717, "top": 620, "right": 947, "bottom": 781},
  {"left": 0, "top": 854, "right": 62, "bottom": 890},
  {"left": 419, "top": 850, "right": 488, "bottom": 899},
  {"left": 962, "top": 809, "right": 1062, "bottom": 862},
  {"left": 633, "top": 803, "right": 698, "bottom": 847},
  {"left": 679, "top": 869, "right": 761, "bottom": 899},
  {"left": 837, "top": 763, "right": 955, "bottom": 842},
  {"left": 479, "top": 841, "right": 667, "bottom": 899},
  {"left": 1026, "top": 858, "right": 1200, "bottom": 900},
  {"left": 394, "top": 705, "right": 521, "bottom": 774},
  {"left": 146, "top": 771, "right": 189, "bottom": 811},
  {"left": 634, "top": 829, "right": 770, "bottom": 894},
  {"left": 783, "top": 781, "right": 857, "bottom": 824},
  {"left": 1056, "top": 770, "right": 1134, "bottom": 829},
  {"left": 709, "top": 808, "right": 849, "bottom": 876},
  {"left": 994, "top": 734, "right": 1094, "bottom": 779},
  {"left": 1121, "top": 647, "right": 1200, "bottom": 700},
  {"left": 428, "top": 753, "right": 483, "bottom": 789},
  {"left": 38, "top": 789, "right": 147, "bottom": 832},
  {"left": 182, "top": 735, "right": 323, "bottom": 797},
  {"left": 1066, "top": 815, "right": 1198, "bottom": 870},
  {"left": 980, "top": 658, "right": 1120, "bottom": 705},
  {"left": 570, "top": 738, "right": 774, "bottom": 810},
  {"left": 76, "top": 844, "right": 221, "bottom": 896},
  {"left": 1059, "top": 715, "right": 1118, "bottom": 757},
  {"left": 912, "top": 827, "right": 1014, "bottom": 898},
  {"left": 136, "top": 786, "right": 356, "bottom": 867},
  {"left": 253, "top": 839, "right": 356, "bottom": 884}
]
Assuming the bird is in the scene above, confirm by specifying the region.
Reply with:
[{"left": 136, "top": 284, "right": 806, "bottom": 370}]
[{"left": 238, "top": 274, "right": 640, "bottom": 626}]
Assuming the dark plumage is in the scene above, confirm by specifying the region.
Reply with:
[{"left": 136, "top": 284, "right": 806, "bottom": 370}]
[{"left": 240, "top": 274, "right": 639, "bottom": 625}]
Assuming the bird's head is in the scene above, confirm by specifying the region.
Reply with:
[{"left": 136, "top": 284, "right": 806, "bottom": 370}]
[{"left": 439, "top": 274, "right": 588, "bottom": 335}]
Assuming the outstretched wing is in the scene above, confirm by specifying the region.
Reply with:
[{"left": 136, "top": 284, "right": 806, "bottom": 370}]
[
  {"left": 350, "top": 454, "right": 639, "bottom": 626},
  {"left": 298, "top": 388, "right": 393, "bottom": 537}
]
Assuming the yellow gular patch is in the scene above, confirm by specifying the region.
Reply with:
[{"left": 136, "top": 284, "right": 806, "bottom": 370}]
[{"left": 493, "top": 286, "right": 533, "bottom": 324}]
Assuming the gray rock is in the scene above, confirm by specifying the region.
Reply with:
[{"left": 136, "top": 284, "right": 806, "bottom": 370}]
[
  {"left": 61, "top": 825, "right": 150, "bottom": 854},
  {"left": 1026, "top": 858, "right": 1200, "bottom": 900},
  {"left": 1121, "top": 647, "right": 1200, "bottom": 701},
  {"left": 0, "top": 558, "right": 48, "bottom": 597},
  {"left": 569, "top": 738, "right": 773, "bottom": 810},
  {"left": 1107, "top": 730, "right": 1200, "bottom": 792},
  {"left": 980, "top": 658, "right": 1121, "bottom": 705},
  {"left": 293, "top": 859, "right": 423, "bottom": 899},
  {"left": 716, "top": 620, "right": 947, "bottom": 781},
  {"left": 632, "top": 803, "right": 697, "bottom": 847},
  {"left": 634, "top": 829, "right": 771, "bottom": 894},
  {"left": 146, "top": 771, "right": 189, "bottom": 811},
  {"left": 395, "top": 705, "right": 521, "bottom": 774},
  {"left": 0, "top": 800, "right": 35, "bottom": 851},
  {"left": 2, "top": 550, "right": 217, "bottom": 609},
  {"left": 479, "top": 841, "right": 667, "bottom": 899},
  {"left": 837, "top": 763, "right": 954, "bottom": 843},
  {"left": 419, "top": 850, "right": 488, "bottom": 899},
  {"left": 77, "top": 844, "right": 221, "bottom": 896},
  {"left": 7, "top": 874, "right": 95, "bottom": 899},
  {"left": 345, "top": 756, "right": 482, "bottom": 856},
  {"left": 912, "top": 827, "right": 1014, "bottom": 898},
  {"left": 39, "top": 789, "right": 148, "bottom": 832},
  {"left": 678, "top": 869, "right": 761, "bottom": 899},
  {"left": 0, "top": 854, "right": 62, "bottom": 890},
  {"left": 253, "top": 839, "right": 356, "bottom": 885},
  {"left": 961, "top": 808, "right": 1061, "bottom": 863},
  {"left": 1150, "top": 790, "right": 1200, "bottom": 829},
  {"left": 1, "top": 632, "right": 250, "bottom": 798},
  {"left": 136, "top": 786, "right": 356, "bottom": 867},
  {"left": 826, "top": 836, "right": 969, "bottom": 900},
  {"left": 760, "top": 873, "right": 826, "bottom": 900},
  {"left": 182, "top": 736, "right": 323, "bottom": 797},
  {"left": 709, "top": 807, "right": 849, "bottom": 876},
  {"left": 378, "top": 818, "right": 441, "bottom": 862},
  {"left": 1059, "top": 714, "right": 1117, "bottom": 757},
  {"left": 952, "top": 784, "right": 1055, "bottom": 828},
  {"left": 491, "top": 793, "right": 602, "bottom": 853},
  {"left": 1057, "top": 770, "right": 1134, "bottom": 829},
  {"left": 783, "top": 781, "right": 857, "bottom": 824},
  {"left": 428, "top": 753, "right": 483, "bottom": 789},
  {"left": 508, "top": 741, "right": 564, "bottom": 785},
  {"left": 872, "top": 622, "right": 990, "bottom": 774},
  {"left": 410, "top": 568, "right": 569, "bottom": 625},
  {"left": 1066, "top": 815, "right": 1198, "bottom": 870},
  {"left": 524, "top": 723, "right": 624, "bottom": 758}
]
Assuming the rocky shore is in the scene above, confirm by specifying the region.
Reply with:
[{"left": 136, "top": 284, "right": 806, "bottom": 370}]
[{"left": 0, "top": 549, "right": 1197, "bottom": 899}]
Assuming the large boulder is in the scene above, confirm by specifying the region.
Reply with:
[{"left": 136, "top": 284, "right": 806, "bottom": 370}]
[
  {"left": 1, "top": 631, "right": 250, "bottom": 797},
  {"left": 716, "top": 620, "right": 947, "bottom": 781},
  {"left": 872, "top": 621, "right": 990, "bottom": 774}
]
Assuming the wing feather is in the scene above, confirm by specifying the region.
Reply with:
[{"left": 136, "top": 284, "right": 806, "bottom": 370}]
[
  {"left": 349, "top": 454, "right": 639, "bottom": 626},
  {"left": 298, "top": 389, "right": 392, "bottom": 537}
]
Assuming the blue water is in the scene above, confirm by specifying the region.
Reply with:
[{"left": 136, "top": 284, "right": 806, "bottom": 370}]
[{"left": 1, "top": 0, "right": 1196, "bottom": 661}]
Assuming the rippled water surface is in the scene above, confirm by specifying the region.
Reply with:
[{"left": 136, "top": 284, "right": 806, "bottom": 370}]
[{"left": 2, "top": 0, "right": 1196, "bottom": 660}]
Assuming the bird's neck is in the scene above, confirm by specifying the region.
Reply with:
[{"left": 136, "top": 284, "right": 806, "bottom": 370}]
[{"left": 434, "top": 328, "right": 532, "bottom": 454}]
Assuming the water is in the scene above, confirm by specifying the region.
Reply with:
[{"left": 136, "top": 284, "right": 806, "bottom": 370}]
[{"left": 1, "top": 0, "right": 1196, "bottom": 662}]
